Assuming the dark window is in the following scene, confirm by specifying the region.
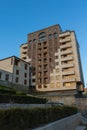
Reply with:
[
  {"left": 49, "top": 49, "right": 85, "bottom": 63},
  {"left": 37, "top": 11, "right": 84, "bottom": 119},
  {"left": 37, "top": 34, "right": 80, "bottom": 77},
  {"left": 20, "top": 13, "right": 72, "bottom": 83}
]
[
  {"left": 48, "top": 34, "right": 52, "bottom": 39},
  {"left": 24, "top": 73, "right": 27, "bottom": 77},
  {"left": 55, "top": 56, "right": 58, "bottom": 59},
  {"left": 25, "top": 64, "right": 27, "bottom": 70},
  {"left": 44, "top": 85, "right": 47, "bottom": 88},
  {"left": 16, "top": 70, "right": 19, "bottom": 75},
  {"left": 0, "top": 72, "right": 2, "bottom": 79},
  {"left": 24, "top": 80, "right": 27, "bottom": 85},
  {"left": 33, "top": 39, "right": 36, "bottom": 43},
  {"left": 38, "top": 85, "right": 42, "bottom": 88},
  {"left": 14, "top": 58, "right": 20, "bottom": 66},
  {"left": 29, "top": 40, "right": 32, "bottom": 44},
  {"left": 32, "top": 79, "right": 35, "bottom": 82},
  {"left": 15, "top": 77, "right": 19, "bottom": 83},
  {"left": 38, "top": 32, "right": 46, "bottom": 42},
  {"left": 5, "top": 74, "right": 9, "bottom": 81},
  {"left": 54, "top": 32, "right": 58, "bottom": 38}
]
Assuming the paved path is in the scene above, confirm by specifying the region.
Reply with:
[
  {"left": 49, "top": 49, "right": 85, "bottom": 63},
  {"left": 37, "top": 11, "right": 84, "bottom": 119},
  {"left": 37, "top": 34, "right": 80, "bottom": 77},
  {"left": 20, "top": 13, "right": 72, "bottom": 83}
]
[{"left": 75, "top": 126, "right": 86, "bottom": 130}]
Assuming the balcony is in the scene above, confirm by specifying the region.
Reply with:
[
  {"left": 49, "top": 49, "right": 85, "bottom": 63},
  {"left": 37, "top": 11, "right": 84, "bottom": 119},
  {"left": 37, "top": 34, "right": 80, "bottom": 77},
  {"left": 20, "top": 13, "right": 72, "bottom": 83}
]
[
  {"left": 59, "top": 37, "right": 71, "bottom": 43},
  {"left": 62, "top": 78, "right": 76, "bottom": 82},
  {"left": 61, "top": 50, "right": 72, "bottom": 55},
  {"left": 61, "top": 56, "right": 73, "bottom": 61},
  {"left": 60, "top": 43, "right": 72, "bottom": 49},
  {"left": 59, "top": 32, "right": 70, "bottom": 38},
  {"left": 62, "top": 70, "right": 75, "bottom": 75},
  {"left": 61, "top": 63, "right": 74, "bottom": 68},
  {"left": 22, "top": 45, "right": 27, "bottom": 49}
]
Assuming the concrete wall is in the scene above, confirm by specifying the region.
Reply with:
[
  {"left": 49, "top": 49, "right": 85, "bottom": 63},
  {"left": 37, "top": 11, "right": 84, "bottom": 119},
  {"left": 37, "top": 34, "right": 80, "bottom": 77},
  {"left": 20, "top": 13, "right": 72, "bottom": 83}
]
[
  {"left": 75, "top": 98, "right": 87, "bottom": 118},
  {"left": 0, "top": 69, "right": 12, "bottom": 82},
  {"left": 0, "top": 80, "right": 29, "bottom": 93},
  {"left": 34, "top": 113, "right": 82, "bottom": 130},
  {"left": 0, "top": 104, "right": 52, "bottom": 109}
]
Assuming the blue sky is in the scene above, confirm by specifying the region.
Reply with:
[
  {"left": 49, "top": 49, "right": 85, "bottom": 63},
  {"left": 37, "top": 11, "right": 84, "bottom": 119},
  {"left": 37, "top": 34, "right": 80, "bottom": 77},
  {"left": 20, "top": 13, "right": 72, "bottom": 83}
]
[{"left": 0, "top": 0, "right": 87, "bottom": 86}]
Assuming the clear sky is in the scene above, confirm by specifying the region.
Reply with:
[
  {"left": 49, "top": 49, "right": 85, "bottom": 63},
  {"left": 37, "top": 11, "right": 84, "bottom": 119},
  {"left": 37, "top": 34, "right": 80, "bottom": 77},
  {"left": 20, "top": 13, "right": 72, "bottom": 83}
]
[{"left": 0, "top": 0, "right": 87, "bottom": 87}]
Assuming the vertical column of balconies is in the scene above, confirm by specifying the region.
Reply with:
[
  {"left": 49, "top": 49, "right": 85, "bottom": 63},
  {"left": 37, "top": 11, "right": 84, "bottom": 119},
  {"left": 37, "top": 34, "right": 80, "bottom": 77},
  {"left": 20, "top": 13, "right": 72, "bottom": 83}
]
[
  {"left": 20, "top": 44, "right": 28, "bottom": 60},
  {"left": 59, "top": 32, "right": 76, "bottom": 89}
]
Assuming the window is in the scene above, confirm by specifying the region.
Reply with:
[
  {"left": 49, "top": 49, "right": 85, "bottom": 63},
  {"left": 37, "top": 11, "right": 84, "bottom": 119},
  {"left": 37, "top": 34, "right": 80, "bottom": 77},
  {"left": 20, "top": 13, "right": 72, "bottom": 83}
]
[
  {"left": 55, "top": 56, "right": 58, "bottom": 59},
  {"left": 38, "top": 85, "right": 42, "bottom": 88},
  {"left": 29, "top": 40, "right": 32, "bottom": 44},
  {"left": 38, "top": 32, "right": 46, "bottom": 42},
  {"left": 15, "top": 77, "right": 19, "bottom": 83},
  {"left": 64, "top": 82, "right": 71, "bottom": 87},
  {"left": 14, "top": 58, "right": 20, "bottom": 66},
  {"left": 48, "top": 34, "right": 52, "bottom": 39},
  {"left": 33, "top": 39, "right": 36, "bottom": 43},
  {"left": 24, "top": 73, "right": 27, "bottom": 77},
  {"left": 44, "top": 85, "right": 47, "bottom": 88},
  {"left": 25, "top": 64, "right": 27, "bottom": 70},
  {"left": 5, "top": 74, "right": 9, "bottom": 81},
  {"left": 24, "top": 80, "right": 27, "bottom": 85},
  {"left": 0, "top": 72, "right": 2, "bottom": 79},
  {"left": 54, "top": 32, "right": 58, "bottom": 38},
  {"left": 16, "top": 70, "right": 19, "bottom": 75},
  {"left": 32, "top": 79, "right": 35, "bottom": 82}
]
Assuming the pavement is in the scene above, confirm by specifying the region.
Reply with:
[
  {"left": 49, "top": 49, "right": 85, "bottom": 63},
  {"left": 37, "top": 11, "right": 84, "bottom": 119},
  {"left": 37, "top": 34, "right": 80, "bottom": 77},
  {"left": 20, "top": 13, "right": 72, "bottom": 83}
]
[{"left": 75, "top": 126, "right": 86, "bottom": 130}]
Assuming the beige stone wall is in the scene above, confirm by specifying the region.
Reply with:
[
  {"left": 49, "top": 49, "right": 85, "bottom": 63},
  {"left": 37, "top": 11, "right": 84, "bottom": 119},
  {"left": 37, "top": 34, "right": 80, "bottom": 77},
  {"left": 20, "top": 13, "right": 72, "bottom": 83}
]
[{"left": 0, "top": 57, "right": 13, "bottom": 73}]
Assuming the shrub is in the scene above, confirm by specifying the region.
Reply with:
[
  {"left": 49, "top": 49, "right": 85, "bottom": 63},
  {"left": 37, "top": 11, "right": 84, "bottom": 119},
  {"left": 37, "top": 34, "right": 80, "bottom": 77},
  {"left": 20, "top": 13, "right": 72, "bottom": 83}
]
[
  {"left": 0, "top": 94, "right": 47, "bottom": 104},
  {"left": 0, "top": 106, "right": 78, "bottom": 130},
  {"left": 0, "top": 88, "right": 16, "bottom": 95},
  {"left": 0, "top": 85, "right": 16, "bottom": 95}
]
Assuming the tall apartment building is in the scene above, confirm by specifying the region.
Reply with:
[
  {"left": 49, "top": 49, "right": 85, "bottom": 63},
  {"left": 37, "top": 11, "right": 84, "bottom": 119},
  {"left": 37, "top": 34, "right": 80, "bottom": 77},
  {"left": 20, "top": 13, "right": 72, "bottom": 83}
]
[{"left": 20, "top": 24, "right": 84, "bottom": 92}]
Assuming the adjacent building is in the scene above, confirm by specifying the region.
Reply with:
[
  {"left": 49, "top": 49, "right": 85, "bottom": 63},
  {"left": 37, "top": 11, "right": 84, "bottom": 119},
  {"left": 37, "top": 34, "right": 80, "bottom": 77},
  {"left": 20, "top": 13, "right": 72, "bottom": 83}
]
[
  {"left": 20, "top": 24, "right": 84, "bottom": 92},
  {"left": 0, "top": 56, "right": 30, "bottom": 92}
]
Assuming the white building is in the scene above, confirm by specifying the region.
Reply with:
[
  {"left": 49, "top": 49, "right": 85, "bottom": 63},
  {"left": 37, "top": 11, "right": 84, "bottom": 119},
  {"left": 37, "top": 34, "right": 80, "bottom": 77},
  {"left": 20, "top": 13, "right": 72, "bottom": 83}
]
[{"left": 0, "top": 56, "right": 30, "bottom": 92}]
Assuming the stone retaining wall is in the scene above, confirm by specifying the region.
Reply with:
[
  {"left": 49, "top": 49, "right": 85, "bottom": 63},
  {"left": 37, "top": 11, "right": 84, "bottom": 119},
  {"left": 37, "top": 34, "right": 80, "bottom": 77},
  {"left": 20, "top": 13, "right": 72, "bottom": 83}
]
[{"left": 0, "top": 104, "right": 52, "bottom": 109}]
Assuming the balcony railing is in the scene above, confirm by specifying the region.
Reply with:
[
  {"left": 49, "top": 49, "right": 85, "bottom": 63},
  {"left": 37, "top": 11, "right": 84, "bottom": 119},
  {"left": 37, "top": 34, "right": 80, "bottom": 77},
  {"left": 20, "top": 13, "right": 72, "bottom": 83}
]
[
  {"left": 60, "top": 43, "right": 72, "bottom": 49},
  {"left": 59, "top": 32, "right": 70, "bottom": 38},
  {"left": 62, "top": 78, "right": 76, "bottom": 82},
  {"left": 61, "top": 56, "right": 73, "bottom": 61},
  {"left": 61, "top": 63, "right": 74, "bottom": 68},
  {"left": 62, "top": 70, "right": 75, "bottom": 75},
  {"left": 59, "top": 37, "right": 71, "bottom": 43},
  {"left": 61, "top": 50, "right": 72, "bottom": 55}
]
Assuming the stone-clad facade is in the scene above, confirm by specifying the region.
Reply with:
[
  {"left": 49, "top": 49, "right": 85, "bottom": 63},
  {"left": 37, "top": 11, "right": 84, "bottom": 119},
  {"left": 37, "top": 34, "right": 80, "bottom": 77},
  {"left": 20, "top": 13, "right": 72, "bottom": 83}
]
[{"left": 20, "top": 24, "right": 84, "bottom": 92}]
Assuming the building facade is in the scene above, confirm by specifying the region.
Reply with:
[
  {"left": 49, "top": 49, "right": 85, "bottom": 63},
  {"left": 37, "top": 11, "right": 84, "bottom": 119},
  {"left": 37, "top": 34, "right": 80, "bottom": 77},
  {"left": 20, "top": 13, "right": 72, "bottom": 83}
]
[
  {"left": 0, "top": 56, "right": 30, "bottom": 91},
  {"left": 20, "top": 24, "right": 84, "bottom": 92}
]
